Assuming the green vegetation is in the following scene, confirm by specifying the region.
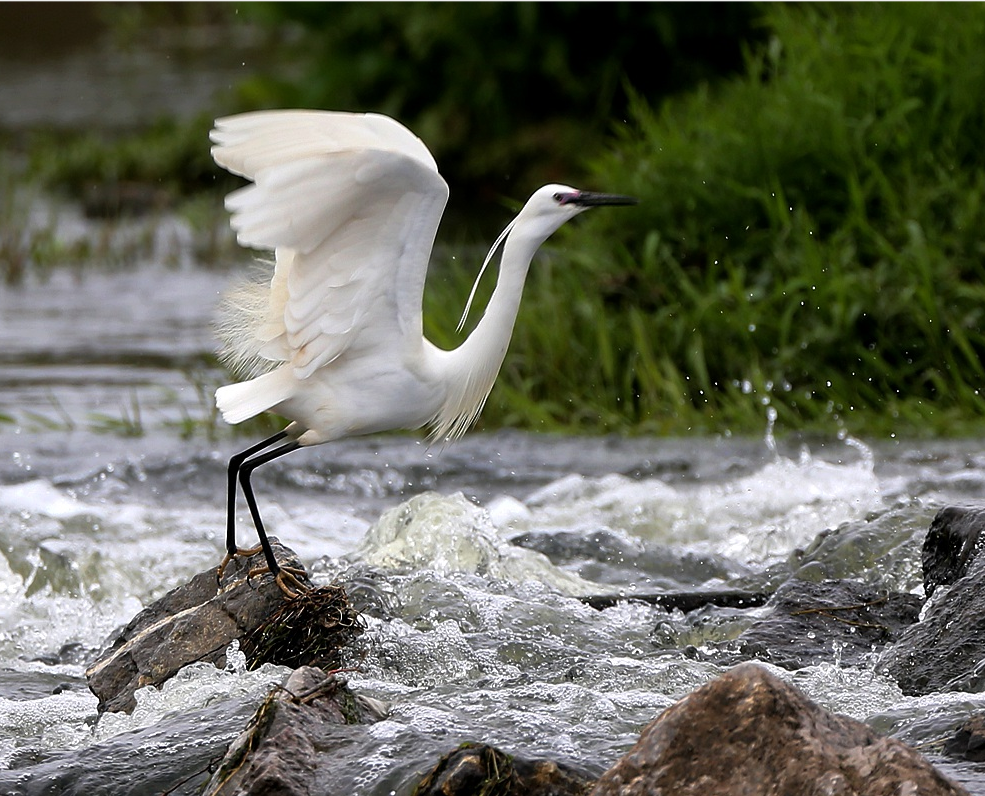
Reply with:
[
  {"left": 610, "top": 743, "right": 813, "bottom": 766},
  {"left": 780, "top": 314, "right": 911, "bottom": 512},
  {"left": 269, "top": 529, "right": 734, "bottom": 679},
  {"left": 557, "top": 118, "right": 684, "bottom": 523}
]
[
  {"left": 20, "top": 3, "right": 760, "bottom": 235},
  {"left": 441, "top": 3, "right": 985, "bottom": 438},
  {"left": 234, "top": 2, "right": 762, "bottom": 207},
  {"left": 26, "top": 115, "right": 222, "bottom": 201}
]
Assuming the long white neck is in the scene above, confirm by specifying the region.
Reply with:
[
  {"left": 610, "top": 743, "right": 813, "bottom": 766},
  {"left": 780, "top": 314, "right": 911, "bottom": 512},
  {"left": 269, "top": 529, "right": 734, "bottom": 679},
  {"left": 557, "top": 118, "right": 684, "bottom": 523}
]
[
  {"left": 459, "top": 230, "right": 539, "bottom": 362},
  {"left": 427, "top": 226, "right": 545, "bottom": 441}
]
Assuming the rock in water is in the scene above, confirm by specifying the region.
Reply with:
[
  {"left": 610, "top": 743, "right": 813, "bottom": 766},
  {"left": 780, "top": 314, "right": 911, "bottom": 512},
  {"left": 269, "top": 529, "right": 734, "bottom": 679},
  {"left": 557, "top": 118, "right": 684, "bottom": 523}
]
[
  {"left": 588, "top": 663, "right": 969, "bottom": 796},
  {"left": 414, "top": 743, "right": 595, "bottom": 796},
  {"left": 736, "top": 579, "right": 921, "bottom": 669},
  {"left": 945, "top": 713, "right": 985, "bottom": 763},
  {"left": 204, "top": 666, "right": 386, "bottom": 796},
  {"left": 85, "top": 540, "right": 360, "bottom": 714},
  {"left": 880, "top": 506, "right": 985, "bottom": 695},
  {"left": 922, "top": 505, "right": 985, "bottom": 597}
]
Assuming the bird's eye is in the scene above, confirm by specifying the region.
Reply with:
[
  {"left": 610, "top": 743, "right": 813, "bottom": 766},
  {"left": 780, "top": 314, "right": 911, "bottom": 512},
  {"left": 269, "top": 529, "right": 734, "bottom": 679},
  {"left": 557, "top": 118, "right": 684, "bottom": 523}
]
[{"left": 553, "top": 192, "right": 564, "bottom": 203}]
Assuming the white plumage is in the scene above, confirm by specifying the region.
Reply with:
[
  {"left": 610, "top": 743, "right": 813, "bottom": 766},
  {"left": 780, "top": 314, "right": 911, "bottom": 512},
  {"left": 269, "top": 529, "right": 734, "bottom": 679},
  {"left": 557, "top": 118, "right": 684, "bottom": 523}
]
[{"left": 212, "top": 109, "right": 635, "bottom": 589}]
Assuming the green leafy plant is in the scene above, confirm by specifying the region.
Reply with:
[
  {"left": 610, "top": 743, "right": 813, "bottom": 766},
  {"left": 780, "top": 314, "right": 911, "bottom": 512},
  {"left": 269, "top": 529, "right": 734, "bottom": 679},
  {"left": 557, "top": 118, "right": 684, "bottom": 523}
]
[{"left": 470, "top": 2, "right": 985, "bottom": 437}]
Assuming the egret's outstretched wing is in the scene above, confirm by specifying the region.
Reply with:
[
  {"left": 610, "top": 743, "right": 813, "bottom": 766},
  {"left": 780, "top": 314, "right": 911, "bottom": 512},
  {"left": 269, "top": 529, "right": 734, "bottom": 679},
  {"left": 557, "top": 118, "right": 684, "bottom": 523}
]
[
  {"left": 211, "top": 110, "right": 440, "bottom": 180},
  {"left": 212, "top": 111, "right": 449, "bottom": 380}
]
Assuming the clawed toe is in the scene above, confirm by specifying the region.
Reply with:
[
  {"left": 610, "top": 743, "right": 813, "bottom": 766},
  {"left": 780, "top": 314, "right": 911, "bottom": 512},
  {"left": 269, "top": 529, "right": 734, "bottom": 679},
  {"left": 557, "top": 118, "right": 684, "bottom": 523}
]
[
  {"left": 218, "top": 550, "right": 309, "bottom": 598},
  {"left": 216, "top": 545, "right": 266, "bottom": 583},
  {"left": 247, "top": 564, "right": 310, "bottom": 598}
]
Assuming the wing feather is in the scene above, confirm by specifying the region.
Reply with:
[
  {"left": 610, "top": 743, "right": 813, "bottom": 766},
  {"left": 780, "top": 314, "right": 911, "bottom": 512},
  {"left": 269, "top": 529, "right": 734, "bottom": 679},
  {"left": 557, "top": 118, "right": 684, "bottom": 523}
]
[
  {"left": 212, "top": 111, "right": 449, "bottom": 382},
  {"left": 211, "top": 110, "right": 439, "bottom": 178}
]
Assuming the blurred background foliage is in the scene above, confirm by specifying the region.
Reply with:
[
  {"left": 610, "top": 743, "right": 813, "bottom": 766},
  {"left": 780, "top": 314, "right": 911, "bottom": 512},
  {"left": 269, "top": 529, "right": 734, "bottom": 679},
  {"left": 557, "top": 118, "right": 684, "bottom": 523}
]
[
  {"left": 569, "top": 2, "right": 985, "bottom": 435},
  {"left": 26, "top": 2, "right": 765, "bottom": 234},
  {"left": 231, "top": 2, "right": 763, "bottom": 219},
  {"left": 11, "top": 2, "right": 985, "bottom": 438}
]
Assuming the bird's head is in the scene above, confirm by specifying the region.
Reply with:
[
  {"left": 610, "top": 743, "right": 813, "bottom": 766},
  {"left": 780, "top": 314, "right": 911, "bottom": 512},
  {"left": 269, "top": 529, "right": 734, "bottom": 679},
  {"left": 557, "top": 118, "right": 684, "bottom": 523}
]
[
  {"left": 514, "top": 184, "right": 638, "bottom": 243},
  {"left": 456, "top": 184, "right": 637, "bottom": 332}
]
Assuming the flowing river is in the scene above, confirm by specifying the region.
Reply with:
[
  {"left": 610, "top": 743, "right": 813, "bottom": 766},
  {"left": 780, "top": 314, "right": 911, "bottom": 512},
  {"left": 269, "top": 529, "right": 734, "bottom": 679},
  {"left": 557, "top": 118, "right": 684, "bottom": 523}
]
[{"left": 1, "top": 253, "right": 985, "bottom": 794}]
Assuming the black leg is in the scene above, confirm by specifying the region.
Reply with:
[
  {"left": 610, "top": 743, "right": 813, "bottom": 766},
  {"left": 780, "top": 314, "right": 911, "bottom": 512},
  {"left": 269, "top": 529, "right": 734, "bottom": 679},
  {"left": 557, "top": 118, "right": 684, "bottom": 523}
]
[
  {"left": 239, "top": 440, "right": 301, "bottom": 575},
  {"left": 226, "top": 430, "right": 288, "bottom": 558}
]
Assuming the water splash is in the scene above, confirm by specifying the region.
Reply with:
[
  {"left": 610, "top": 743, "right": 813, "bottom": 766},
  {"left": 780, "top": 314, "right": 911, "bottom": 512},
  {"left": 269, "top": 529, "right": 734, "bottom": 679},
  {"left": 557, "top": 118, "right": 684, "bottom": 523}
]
[
  {"left": 495, "top": 435, "right": 882, "bottom": 569},
  {"left": 92, "top": 650, "right": 291, "bottom": 743},
  {"left": 356, "top": 491, "right": 600, "bottom": 595},
  {"left": 1, "top": 430, "right": 981, "bottom": 790}
]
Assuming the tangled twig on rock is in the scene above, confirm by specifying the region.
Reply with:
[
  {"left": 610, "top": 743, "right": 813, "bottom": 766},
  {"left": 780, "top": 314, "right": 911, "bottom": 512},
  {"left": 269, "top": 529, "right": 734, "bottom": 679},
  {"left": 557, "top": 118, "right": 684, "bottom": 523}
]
[{"left": 240, "top": 584, "right": 365, "bottom": 670}]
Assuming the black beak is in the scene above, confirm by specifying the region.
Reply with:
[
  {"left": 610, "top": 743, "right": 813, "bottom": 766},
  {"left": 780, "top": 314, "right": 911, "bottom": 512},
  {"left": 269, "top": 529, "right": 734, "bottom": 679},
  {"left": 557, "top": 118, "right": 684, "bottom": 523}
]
[{"left": 567, "top": 191, "right": 639, "bottom": 207}]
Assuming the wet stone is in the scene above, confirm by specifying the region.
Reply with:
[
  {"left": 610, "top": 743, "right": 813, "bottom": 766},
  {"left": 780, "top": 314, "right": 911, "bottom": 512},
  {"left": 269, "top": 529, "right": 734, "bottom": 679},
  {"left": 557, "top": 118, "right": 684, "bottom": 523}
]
[
  {"left": 85, "top": 540, "right": 330, "bottom": 714},
  {"left": 30, "top": 641, "right": 95, "bottom": 667},
  {"left": 0, "top": 669, "right": 88, "bottom": 702},
  {"left": 922, "top": 505, "right": 985, "bottom": 598},
  {"left": 735, "top": 578, "right": 922, "bottom": 669},
  {"left": 879, "top": 564, "right": 985, "bottom": 695},
  {"left": 880, "top": 505, "right": 985, "bottom": 696},
  {"left": 0, "top": 696, "right": 263, "bottom": 796},
  {"left": 588, "top": 662, "right": 969, "bottom": 796},
  {"left": 413, "top": 743, "right": 595, "bottom": 796},
  {"left": 582, "top": 589, "right": 770, "bottom": 612},
  {"left": 945, "top": 713, "right": 985, "bottom": 763},
  {"left": 511, "top": 528, "right": 749, "bottom": 588},
  {"left": 204, "top": 666, "right": 386, "bottom": 796}
]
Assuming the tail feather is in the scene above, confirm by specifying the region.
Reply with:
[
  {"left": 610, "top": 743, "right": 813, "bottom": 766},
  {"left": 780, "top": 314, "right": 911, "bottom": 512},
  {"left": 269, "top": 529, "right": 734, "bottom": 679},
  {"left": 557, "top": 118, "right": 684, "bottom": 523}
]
[{"left": 216, "top": 367, "right": 296, "bottom": 425}]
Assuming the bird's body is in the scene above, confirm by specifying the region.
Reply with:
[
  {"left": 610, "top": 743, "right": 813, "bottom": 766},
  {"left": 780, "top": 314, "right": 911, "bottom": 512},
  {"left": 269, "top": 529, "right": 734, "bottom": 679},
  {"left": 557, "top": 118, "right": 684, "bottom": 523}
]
[{"left": 211, "top": 109, "right": 634, "bottom": 591}]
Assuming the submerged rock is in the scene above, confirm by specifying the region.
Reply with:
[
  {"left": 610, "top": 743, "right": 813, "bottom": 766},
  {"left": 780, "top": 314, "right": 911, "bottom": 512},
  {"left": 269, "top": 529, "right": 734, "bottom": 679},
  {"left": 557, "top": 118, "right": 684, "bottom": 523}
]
[
  {"left": 414, "top": 743, "right": 595, "bottom": 796},
  {"left": 580, "top": 589, "right": 769, "bottom": 612},
  {"left": 0, "top": 693, "right": 264, "bottom": 796},
  {"left": 945, "top": 713, "right": 985, "bottom": 763},
  {"left": 510, "top": 527, "right": 751, "bottom": 588},
  {"left": 85, "top": 541, "right": 360, "bottom": 714},
  {"left": 588, "top": 663, "right": 969, "bottom": 796},
  {"left": 204, "top": 666, "right": 385, "bottom": 796},
  {"left": 736, "top": 578, "right": 921, "bottom": 669},
  {"left": 787, "top": 502, "right": 932, "bottom": 590},
  {"left": 359, "top": 491, "right": 599, "bottom": 595}
]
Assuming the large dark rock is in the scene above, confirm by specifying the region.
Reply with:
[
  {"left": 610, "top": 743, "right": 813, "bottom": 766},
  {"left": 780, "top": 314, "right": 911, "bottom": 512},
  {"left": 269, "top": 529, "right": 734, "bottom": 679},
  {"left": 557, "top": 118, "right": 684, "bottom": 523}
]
[
  {"left": 85, "top": 541, "right": 312, "bottom": 714},
  {"left": 588, "top": 663, "right": 969, "bottom": 796},
  {"left": 414, "top": 744, "right": 595, "bottom": 796},
  {"left": 204, "top": 666, "right": 386, "bottom": 796},
  {"left": 922, "top": 505, "right": 985, "bottom": 598},
  {"left": 879, "top": 564, "right": 985, "bottom": 695},
  {"left": 880, "top": 506, "right": 985, "bottom": 695},
  {"left": 736, "top": 578, "right": 922, "bottom": 669}
]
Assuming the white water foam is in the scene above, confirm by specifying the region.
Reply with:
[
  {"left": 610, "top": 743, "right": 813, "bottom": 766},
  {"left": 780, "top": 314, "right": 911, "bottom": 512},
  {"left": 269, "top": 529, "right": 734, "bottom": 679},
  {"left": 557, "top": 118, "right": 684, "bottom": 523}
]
[
  {"left": 492, "top": 438, "right": 883, "bottom": 567},
  {"left": 92, "top": 644, "right": 291, "bottom": 743},
  {"left": 0, "top": 688, "right": 97, "bottom": 768}
]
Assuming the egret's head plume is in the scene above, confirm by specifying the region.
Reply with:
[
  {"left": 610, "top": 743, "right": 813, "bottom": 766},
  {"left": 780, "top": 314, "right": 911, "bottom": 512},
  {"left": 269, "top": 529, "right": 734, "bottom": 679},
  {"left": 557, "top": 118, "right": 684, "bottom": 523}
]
[{"left": 457, "top": 216, "right": 517, "bottom": 333}]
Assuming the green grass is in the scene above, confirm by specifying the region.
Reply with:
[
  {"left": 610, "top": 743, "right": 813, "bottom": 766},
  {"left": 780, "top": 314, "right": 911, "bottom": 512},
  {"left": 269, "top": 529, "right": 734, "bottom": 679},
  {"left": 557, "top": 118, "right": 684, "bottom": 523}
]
[{"left": 419, "top": 3, "right": 985, "bottom": 439}]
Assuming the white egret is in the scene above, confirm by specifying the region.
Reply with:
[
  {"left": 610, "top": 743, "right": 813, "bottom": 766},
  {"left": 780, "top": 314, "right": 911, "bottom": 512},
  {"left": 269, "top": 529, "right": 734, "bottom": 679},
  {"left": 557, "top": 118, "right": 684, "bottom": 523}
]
[{"left": 211, "top": 109, "right": 636, "bottom": 593}]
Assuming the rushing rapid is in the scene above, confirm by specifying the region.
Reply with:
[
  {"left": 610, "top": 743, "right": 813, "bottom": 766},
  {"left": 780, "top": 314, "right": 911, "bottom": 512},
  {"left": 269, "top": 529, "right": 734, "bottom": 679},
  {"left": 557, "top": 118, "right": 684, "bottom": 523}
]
[{"left": 2, "top": 416, "right": 985, "bottom": 792}]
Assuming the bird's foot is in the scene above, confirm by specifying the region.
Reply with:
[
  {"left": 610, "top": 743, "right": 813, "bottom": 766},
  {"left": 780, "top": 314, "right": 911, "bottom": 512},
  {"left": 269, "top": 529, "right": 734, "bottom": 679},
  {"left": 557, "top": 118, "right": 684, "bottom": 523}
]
[
  {"left": 248, "top": 565, "right": 310, "bottom": 599},
  {"left": 216, "top": 545, "right": 265, "bottom": 584}
]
